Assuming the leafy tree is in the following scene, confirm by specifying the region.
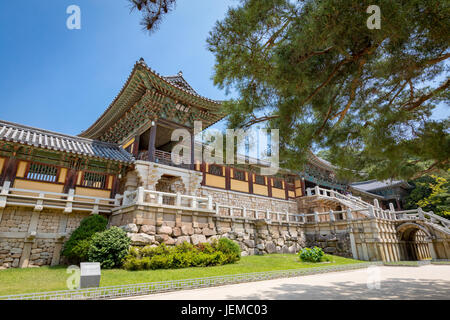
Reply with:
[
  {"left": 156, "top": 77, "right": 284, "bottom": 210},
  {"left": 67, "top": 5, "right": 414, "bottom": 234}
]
[
  {"left": 205, "top": 0, "right": 449, "bottom": 180},
  {"left": 405, "top": 172, "right": 450, "bottom": 219}
]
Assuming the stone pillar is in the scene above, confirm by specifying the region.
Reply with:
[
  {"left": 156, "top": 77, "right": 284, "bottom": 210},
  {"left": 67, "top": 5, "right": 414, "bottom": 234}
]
[
  {"left": 19, "top": 211, "right": 40, "bottom": 268},
  {"left": 51, "top": 213, "right": 69, "bottom": 266}
]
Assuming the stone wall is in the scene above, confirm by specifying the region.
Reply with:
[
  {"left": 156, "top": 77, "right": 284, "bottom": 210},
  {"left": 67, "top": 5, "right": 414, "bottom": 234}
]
[
  {"left": 201, "top": 186, "right": 298, "bottom": 214},
  {"left": 109, "top": 204, "right": 306, "bottom": 256},
  {"left": 0, "top": 207, "right": 90, "bottom": 269}
]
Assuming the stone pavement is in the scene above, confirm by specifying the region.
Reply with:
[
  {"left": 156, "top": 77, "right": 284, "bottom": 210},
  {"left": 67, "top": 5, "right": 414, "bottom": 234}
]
[{"left": 122, "top": 265, "right": 450, "bottom": 300}]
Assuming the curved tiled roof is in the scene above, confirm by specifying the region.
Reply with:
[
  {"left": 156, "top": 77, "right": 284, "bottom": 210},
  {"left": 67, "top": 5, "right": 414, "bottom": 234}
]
[
  {"left": 350, "top": 180, "right": 412, "bottom": 191},
  {"left": 79, "top": 59, "right": 224, "bottom": 139},
  {"left": 0, "top": 120, "right": 134, "bottom": 163}
]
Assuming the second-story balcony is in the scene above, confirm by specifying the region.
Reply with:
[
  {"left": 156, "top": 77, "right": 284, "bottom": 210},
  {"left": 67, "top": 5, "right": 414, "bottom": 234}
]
[{"left": 138, "top": 150, "right": 192, "bottom": 170}]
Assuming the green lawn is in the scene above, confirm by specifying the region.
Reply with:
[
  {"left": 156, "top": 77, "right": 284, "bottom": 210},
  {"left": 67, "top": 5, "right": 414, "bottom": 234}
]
[{"left": 0, "top": 254, "right": 363, "bottom": 296}]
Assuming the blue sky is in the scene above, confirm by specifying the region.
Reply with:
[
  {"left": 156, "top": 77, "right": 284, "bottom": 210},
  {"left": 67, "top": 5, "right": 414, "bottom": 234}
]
[
  {"left": 0, "top": 0, "right": 234, "bottom": 136},
  {"left": 0, "top": 1, "right": 448, "bottom": 137}
]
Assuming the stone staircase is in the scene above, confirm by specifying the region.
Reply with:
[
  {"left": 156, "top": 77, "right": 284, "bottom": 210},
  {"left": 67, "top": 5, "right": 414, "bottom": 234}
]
[{"left": 306, "top": 186, "right": 450, "bottom": 235}]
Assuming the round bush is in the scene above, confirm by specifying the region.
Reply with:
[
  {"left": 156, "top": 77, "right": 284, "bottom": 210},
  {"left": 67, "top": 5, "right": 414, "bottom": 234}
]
[
  {"left": 62, "top": 215, "right": 108, "bottom": 263},
  {"left": 87, "top": 227, "right": 131, "bottom": 269},
  {"left": 298, "top": 247, "right": 325, "bottom": 262}
]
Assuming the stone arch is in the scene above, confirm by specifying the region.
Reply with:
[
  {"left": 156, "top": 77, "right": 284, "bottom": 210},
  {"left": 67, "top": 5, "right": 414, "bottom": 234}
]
[{"left": 396, "top": 222, "right": 433, "bottom": 261}]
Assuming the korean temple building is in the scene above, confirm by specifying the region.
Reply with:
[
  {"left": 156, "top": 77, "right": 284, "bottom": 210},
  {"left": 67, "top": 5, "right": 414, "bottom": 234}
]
[{"left": 0, "top": 59, "right": 449, "bottom": 269}]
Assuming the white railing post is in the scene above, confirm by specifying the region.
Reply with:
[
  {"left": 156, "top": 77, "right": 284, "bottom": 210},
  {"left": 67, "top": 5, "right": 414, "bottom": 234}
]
[
  {"left": 368, "top": 205, "right": 375, "bottom": 218},
  {"left": 418, "top": 208, "right": 424, "bottom": 220},
  {"left": 306, "top": 188, "right": 312, "bottom": 196},
  {"left": 176, "top": 192, "right": 181, "bottom": 207},
  {"left": 373, "top": 199, "right": 379, "bottom": 208},
  {"left": 0, "top": 181, "right": 11, "bottom": 208},
  {"left": 266, "top": 209, "right": 270, "bottom": 220},
  {"left": 114, "top": 193, "right": 121, "bottom": 207},
  {"left": 389, "top": 202, "right": 395, "bottom": 212},
  {"left": 243, "top": 207, "right": 247, "bottom": 218},
  {"left": 123, "top": 190, "right": 130, "bottom": 206},
  {"left": 215, "top": 203, "right": 220, "bottom": 216},
  {"left": 229, "top": 207, "right": 234, "bottom": 217},
  {"left": 314, "top": 186, "right": 320, "bottom": 196},
  {"left": 191, "top": 197, "right": 198, "bottom": 209},
  {"left": 346, "top": 208, "right": 353, "bottom": 220},
  {"left": 91, "top": 198, "right": 100, "bottom": 215},
  {"left": 157, "top": 193, "right": 163, "bottom": 205},
  {"left": 34, "top": 193, "right": 44, "bottom": 212},
  {"left": 314, "top": 211, "right": 320, "bottom": 223},
  {"left": 207, "top": 195, "right": 213, "bottom": 211},
  {"left": 137, "top": 187, "right": 145, "bottom": 205},
  {"left": 329, "top": 190, "right": 335, "bottom": 198},
  {"left": 285, "top": 211, "right": 289, "bottom": 222},
  {"left": 329, "top": 210, "right": 335, "bottom": 222},
  {"left": 64, "top": 189, "right": 75, "bottom": 213}
]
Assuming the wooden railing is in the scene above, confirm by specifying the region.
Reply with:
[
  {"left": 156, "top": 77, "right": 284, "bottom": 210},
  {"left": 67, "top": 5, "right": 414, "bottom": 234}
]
[
  {"left": 0, "top": 181, "right": 118, "bottom": 214},
  {"left": 137, "top": 150, "right": 190, "bottom": 169}
]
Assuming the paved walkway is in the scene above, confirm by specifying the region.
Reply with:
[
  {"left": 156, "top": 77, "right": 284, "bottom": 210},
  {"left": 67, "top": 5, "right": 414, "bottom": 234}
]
[{"left": 123, "top": 265, "right": 450, "bottom": 300}]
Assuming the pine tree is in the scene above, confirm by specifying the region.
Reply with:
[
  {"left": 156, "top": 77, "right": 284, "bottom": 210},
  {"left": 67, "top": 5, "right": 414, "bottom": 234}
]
[{"left": 206, "top": 0, "right": 449, "bottom": 180}]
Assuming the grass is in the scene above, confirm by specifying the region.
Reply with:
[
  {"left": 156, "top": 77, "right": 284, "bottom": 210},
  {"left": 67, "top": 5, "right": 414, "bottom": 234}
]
[{"left": 0, "top": 254, "right": 363, "bottom": 296}]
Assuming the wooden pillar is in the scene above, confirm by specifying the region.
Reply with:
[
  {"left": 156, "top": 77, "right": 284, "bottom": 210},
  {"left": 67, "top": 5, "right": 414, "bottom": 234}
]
[
  {"left": 267, "top": 177, "right": 272, "bottom": 198},
  {"left": 301, "top": 178, "right": 306, "bottom": 196},
  {"left": 225, "top": 166, "right": 231, "bottom": 190},
  {"left": 248, "top": 172, "right": 254, "bottom": 195},
  {"left": 63, "top": 168, "right": 78, "bottom": 194},
  {"left": 395, "top": 198, "right": 402, "bottom": 211},
  {"left": 133, "top": 134, "right": 140, "bottom": 157},
  {"left": 284, "top": 180, "right": 289, "bottom": 200},
  {"left": 190, "top": 132, "right": 195, "bottom": 170},
  {"left": 201, "top": 163, "right": 206, "bottom": 186},
  {"left": 2, "top": 157, "right": 19, "bottom": 185},
  {"left": 148, "top": 122, "right": 157, "bottom": 163},
  {"left": 110, "top": 175, "right": 120, "bottom": 198}
]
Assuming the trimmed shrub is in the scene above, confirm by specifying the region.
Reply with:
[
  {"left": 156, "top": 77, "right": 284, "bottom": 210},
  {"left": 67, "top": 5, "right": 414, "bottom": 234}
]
[
  {"left": 298, "top": 247, "right": 325, "bottom": 263},
  {"left": 123, "top": 238, "right": 241, "bottom": 271},
  {"left": 62, "top": 215, "right": 108, "bottom": 263},
  {"left": 216, "top": 237, "right": 241, "bottom": 263},
  {"left": 87, "top": 227, "right": 131, "bottom": 269}
]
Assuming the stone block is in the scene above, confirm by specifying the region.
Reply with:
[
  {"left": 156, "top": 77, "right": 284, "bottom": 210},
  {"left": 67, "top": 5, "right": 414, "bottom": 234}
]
[
  {"left": 190, "top": 234, "right": 207, "bottom": 245},
  {"left": 181, "top": 225, "right": 194, "bottom": 236},
  {"left": 121, "top": 224, "right": 139, "bottom": 233},
  {"left": 140, "top": 225, "right": 156, "bottom": 235},
  {"left": 265, "top": 242, "right": 276, "bottom": 254},
  {"left": 128, "top": 233, "right": 155, "bottom": 245},
  {"left": 176, "top": 236, "right": 191, "bottom": 245},
  {"left": 157, "top": 226, "right": 173, "bottom": 235},
  {"left": 172, "top": 227, "right": 182, "bottom": 237}
]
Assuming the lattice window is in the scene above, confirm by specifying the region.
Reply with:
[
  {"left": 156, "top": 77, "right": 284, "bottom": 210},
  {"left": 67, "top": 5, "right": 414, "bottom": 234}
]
[
  {"left": 26, "top": 163, "right": 58, "bottom": 183},
  {"left": 273, "top": 179, "right": 283, "bottom": 189},
  {"left": 208, "top": 164, "right": 223, "bottom": 176},
  {"left": 233, "top": 170, "right": 246, "bottom": 181},
  {"left": 82, "top": 172, "right": 107, "bottom": 189},
  {"left": 255, "top": 175, "right": 265, "bottom": 185}
]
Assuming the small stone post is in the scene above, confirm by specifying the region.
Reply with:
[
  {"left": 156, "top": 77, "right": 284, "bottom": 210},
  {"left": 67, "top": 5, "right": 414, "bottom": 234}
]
[
  {"left": 346, "top": 208, "right": 353, "bottom": 220},
  {"left": 329, "top": 210, "right": 335, "bottom": 222},
  {"left": 137, "top": 187, "right": 145, "bottom": 205}
]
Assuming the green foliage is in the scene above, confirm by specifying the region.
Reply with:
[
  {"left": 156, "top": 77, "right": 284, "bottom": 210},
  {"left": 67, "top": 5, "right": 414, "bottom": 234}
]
[
  {"left": 215, "top": 237, "right": 241, "bottom": 263},
  {"left": 87, "top": 227, "right": 131, "bottom": 269},
  {"left": 123, "top": 238, "right": 241, "bottom": 271},
  {"left": 405, "top": 172, "right": 450, "bottom": 219},
  {"left": 298, "top": 247, "right": 326, "bottom": 263},
  {"left": 206, "top": 0, "right": 450, "bottom": 180},
  {"left": 62, "top": 215, "right": 108, "bottom": 263}
]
